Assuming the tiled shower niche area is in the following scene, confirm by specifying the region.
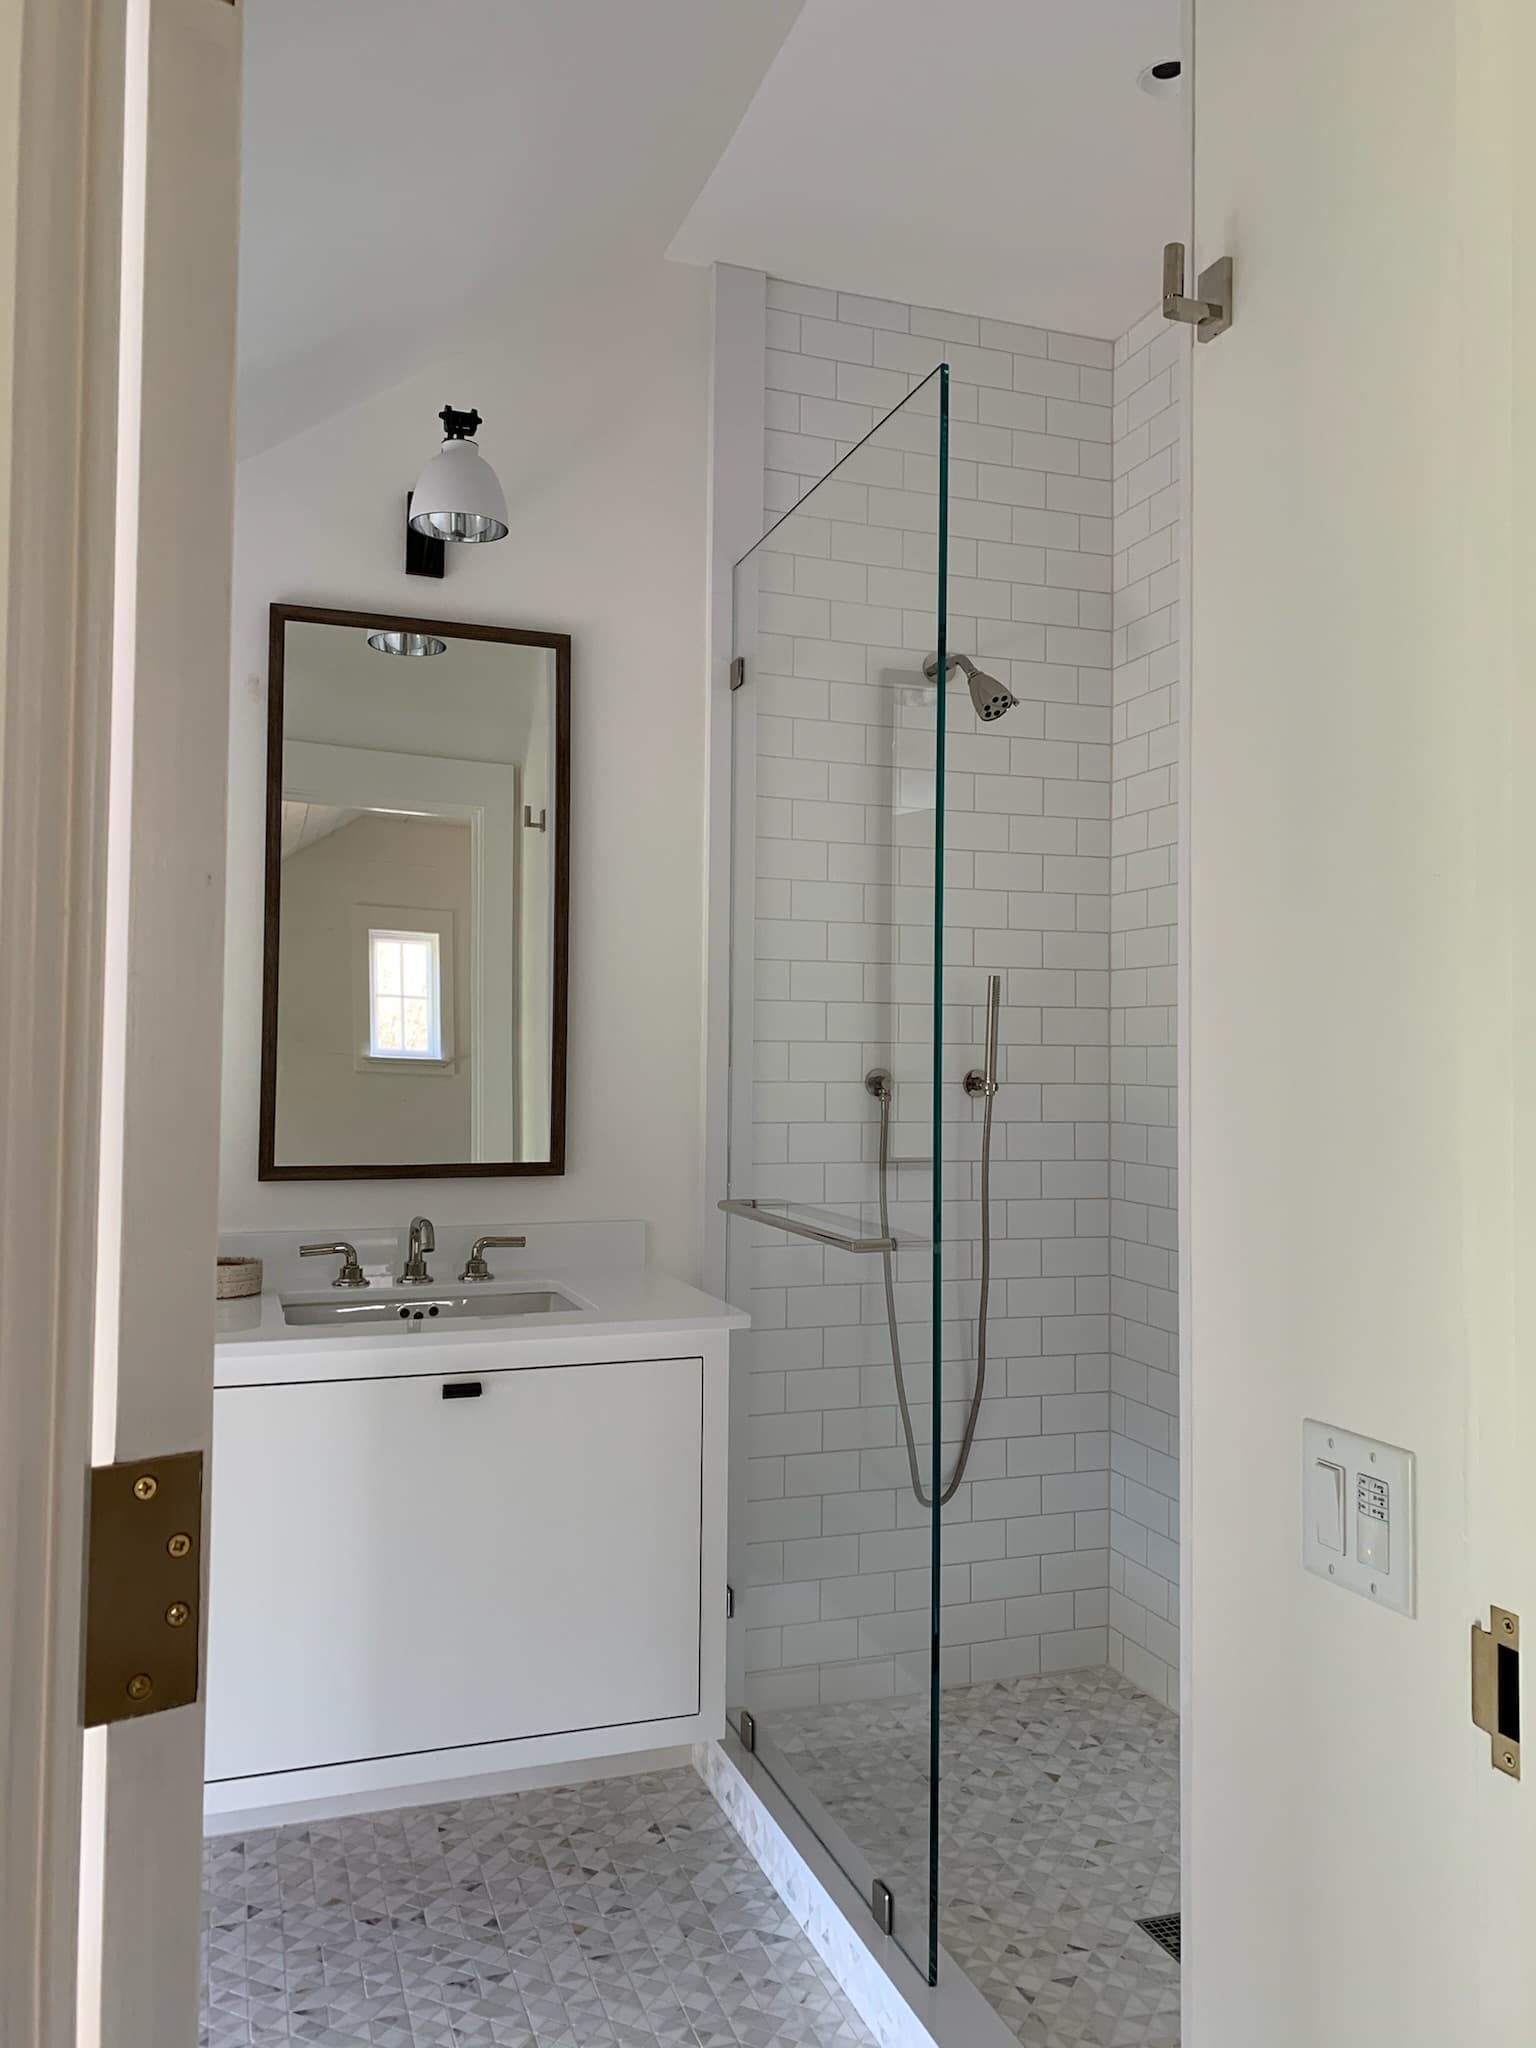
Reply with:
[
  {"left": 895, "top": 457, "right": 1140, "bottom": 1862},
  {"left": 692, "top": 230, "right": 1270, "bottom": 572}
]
[{"left": 721, "top": 280, "right": 1183, "bottom": 2025}]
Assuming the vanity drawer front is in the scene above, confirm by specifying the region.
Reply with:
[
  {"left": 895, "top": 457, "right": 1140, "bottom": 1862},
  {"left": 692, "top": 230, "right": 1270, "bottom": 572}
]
[{"left": 204, "top": 1355, "right": 703, "bottom": 1782}]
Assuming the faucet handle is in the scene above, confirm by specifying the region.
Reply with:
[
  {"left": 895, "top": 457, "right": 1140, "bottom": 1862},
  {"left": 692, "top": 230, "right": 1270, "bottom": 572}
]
[
  {"left": 460, "top": 1234, "right": 527, "bottom": 1283},
  {"left": 301, "top": 1241, "right": 369, "bottom": 1289}
]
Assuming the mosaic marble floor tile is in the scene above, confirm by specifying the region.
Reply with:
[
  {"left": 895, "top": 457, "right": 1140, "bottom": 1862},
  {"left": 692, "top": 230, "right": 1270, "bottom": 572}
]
[
  {"left": 769, "top": 1669, "right": 1181, "bottom": 2046},
  {"left": 201, "top": 1769, "right": 877, "bottom": 2048}
]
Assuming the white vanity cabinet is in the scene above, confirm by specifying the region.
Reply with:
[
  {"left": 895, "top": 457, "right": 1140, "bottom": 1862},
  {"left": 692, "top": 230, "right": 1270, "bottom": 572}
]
[{"left": 204, "top": 1289, "right": 735, "bottom": 1823}]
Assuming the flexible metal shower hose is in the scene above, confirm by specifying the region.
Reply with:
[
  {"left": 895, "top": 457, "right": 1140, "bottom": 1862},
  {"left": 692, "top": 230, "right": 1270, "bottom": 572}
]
[{"left": 876, "top": 1064, "right": 996, "bottom": 1510}]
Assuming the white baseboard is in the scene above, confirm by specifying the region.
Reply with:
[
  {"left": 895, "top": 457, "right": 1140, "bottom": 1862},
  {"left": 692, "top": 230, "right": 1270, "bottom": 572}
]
[{"left": 205, "top": 1742, "right": 695, "bottom": 1835}]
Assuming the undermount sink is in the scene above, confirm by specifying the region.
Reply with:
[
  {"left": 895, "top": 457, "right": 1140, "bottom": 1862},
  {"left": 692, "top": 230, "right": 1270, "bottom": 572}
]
[{"left": 281, "top": 1289, "right": 581, "bottom": 1329}]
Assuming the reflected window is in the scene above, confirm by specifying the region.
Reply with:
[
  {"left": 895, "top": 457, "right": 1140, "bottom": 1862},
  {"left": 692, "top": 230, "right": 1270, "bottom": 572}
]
[{"left": 368, "top": 928, "right": 442, "bottom": 1060}]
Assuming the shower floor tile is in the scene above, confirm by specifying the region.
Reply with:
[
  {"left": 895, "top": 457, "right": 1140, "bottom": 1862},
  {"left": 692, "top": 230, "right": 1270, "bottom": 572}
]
[
  {"left": 200, "top": 1768, "right": 878, "bottom": 2048},
  {"left": 770, "top": 1668, "right": 1180, "bottom": 2047}
]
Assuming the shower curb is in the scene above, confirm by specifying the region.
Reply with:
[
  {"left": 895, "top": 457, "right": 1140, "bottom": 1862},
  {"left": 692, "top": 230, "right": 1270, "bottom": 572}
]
[{"left": 694, "top": 1736, "right": 1016, "bottom": 2048}]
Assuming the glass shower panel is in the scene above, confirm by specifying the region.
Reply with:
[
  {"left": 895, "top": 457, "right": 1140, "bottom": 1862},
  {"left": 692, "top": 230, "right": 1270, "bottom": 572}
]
[{"left": 724, "top": 369, "right": 949, "bottom": 1982}]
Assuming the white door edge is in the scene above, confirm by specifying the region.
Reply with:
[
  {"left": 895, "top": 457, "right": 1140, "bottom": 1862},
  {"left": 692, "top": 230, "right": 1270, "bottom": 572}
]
[{"left": 0, "top": 0, "right": 241, "bottom": 2043}]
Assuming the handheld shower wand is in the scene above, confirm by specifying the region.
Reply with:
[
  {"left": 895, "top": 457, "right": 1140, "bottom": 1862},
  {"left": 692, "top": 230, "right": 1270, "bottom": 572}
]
[{"left": 871, "top": 973, "right": 1002, "bottom": 1509}]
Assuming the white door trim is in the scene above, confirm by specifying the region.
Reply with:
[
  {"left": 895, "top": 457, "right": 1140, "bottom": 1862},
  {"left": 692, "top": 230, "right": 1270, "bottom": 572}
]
[
  {"left": 0, "top": 0, "right": 241, "bottom": 2043},
  {"left": 0, "top": 0, "right": 132, "bottom": 2037},
  {"left": 86, "top": 0, "right": 242, "bottom": 2034},
  {"left": 1176, "top": 1, "right": 1196, "bottom": 2033}
]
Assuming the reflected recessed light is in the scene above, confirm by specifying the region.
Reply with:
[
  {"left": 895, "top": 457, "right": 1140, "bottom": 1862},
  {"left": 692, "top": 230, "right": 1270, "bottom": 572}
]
[
  {"left": 367, "top": 630, "right": 447, "bottom": 658},
  {"left": 1138, "top": 58, "right": 1183, "bottom": 96}
]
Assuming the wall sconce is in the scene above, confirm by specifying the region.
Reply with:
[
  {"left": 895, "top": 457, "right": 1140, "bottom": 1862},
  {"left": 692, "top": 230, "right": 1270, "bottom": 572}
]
[{"left": 404, "top": 405, "right": 509, "bottom": 578}]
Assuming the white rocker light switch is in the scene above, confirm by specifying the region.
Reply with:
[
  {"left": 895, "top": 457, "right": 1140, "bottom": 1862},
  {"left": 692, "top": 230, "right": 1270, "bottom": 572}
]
[{"left": 1302, "top": 1420, "right": 1415, "bottom": 1618}]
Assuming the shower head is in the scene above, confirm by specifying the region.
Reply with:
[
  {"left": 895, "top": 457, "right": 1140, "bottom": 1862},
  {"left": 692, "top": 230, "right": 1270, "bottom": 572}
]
[{"left": 922, "top": 650, "right": 1019, "bottom": 723}]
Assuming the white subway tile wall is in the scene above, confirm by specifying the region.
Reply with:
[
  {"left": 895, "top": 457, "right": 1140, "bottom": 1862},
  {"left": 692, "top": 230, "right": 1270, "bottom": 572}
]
[
  {"left": 1107, "top": 309, "right": 1183, "bottom": 1709},
  {"left": 737, "top": 280, "right": 1180, "bottom": 1717}
]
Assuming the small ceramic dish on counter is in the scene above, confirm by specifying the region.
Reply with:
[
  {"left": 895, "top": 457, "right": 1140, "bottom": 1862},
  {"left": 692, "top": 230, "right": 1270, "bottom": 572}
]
[{"left": 216, "top": 1256, "right": 263, "bottom": 1300}]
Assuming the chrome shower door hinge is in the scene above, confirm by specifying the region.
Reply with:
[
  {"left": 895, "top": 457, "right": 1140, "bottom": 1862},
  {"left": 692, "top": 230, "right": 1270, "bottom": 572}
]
[
  {"left": 1472, "top": 1605, "right": 1521, "bottom": 1778},
  {"left": 738, "top": 1708, "right": 757, "bottom": 1754},
  {"left": 730, "top": 657, "right": 746, "bottom": 691},
  {"left": 870, "top": 1878, "right": 894, "bottom": 1938},
  {"left": 1162, "top": 243, "right": 1233, "bottom": 342}
]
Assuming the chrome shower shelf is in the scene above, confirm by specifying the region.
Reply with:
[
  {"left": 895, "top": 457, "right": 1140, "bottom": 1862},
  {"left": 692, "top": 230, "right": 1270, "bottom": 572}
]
[{"left": 718, "top": 1197, "right": 927, "bottom": 1255}]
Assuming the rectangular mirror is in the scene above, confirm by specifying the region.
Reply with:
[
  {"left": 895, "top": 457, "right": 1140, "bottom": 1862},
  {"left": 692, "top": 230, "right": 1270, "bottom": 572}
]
[{"left": 259, "top": 604, "right": 569, "bottom": 1178}]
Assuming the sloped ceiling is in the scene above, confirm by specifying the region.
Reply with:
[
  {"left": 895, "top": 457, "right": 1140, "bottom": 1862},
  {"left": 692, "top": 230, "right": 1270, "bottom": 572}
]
[
  {"left": 239, "top": 0, "right": 1184, "bottom": 456},
  {"left": 280, "top": 802, "right": 359, "bottom": 862},
  {"left": 668, "top": 0, "right": 1187, "bottom": 341},
  {"left": 236, "top": 0, "right": 803, "bottom": 455}
]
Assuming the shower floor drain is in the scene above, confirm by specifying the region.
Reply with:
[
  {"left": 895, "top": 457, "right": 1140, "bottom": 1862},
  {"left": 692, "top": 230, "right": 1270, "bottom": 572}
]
[{"left": 1136, "top": 1912, "right": 1181, "bottom": 1963}]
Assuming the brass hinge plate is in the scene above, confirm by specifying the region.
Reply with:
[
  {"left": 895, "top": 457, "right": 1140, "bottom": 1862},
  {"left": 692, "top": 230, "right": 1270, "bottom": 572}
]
[
  {"left": 1471, "top": 1605, "right": 1520, "bottom": 1778},
  {"left": 83, "top": 1451, "right": 203, "bottom": 1727}
]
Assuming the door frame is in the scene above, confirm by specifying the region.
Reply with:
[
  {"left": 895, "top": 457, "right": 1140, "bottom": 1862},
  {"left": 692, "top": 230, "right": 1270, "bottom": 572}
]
[
  {"left": 0, "top": 0, "right": 241, "bottom": 2043},
  {"left": 0, "top": 0, "right": 130, "bottom": 2035}
]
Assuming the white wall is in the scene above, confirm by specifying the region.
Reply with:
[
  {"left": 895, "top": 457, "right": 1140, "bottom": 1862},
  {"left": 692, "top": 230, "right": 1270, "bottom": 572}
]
[
  {"left": 1107, "top": 306, "right": 1184, "bottom": 1708},
  {"left": 221, "top": 261, "right": 712, "bottom": 1279},
  {"left": 1188, "top": 2, "right": 1536, "bottom": 2041}
]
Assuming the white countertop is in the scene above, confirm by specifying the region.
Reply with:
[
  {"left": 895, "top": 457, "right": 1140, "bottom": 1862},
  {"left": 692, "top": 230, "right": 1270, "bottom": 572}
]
[{"left": 214, "top": 1263, "right": 748, "bottom": 1387}]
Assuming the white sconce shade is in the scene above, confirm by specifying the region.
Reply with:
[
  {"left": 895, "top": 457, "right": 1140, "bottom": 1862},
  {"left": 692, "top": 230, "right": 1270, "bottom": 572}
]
[{"left": 408, "top": 406, "right": 509, "bottom": 545}]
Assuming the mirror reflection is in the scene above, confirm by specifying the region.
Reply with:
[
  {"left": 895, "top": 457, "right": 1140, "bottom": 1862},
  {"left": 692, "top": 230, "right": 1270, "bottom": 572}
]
[{"left": 260, "top": 607, "right": 568, "bottom": 1177}]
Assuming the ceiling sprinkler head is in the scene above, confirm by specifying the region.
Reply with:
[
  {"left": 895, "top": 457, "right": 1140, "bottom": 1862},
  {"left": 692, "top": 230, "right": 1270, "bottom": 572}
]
[{"left": 1138, "top": 58, "right": 1183, "bottom": 96}]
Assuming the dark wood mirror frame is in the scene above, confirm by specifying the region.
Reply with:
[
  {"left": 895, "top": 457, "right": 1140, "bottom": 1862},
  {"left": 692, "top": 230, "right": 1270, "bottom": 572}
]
[{"left": 258, "top": 602, "right": 571, "bottom": 1180}]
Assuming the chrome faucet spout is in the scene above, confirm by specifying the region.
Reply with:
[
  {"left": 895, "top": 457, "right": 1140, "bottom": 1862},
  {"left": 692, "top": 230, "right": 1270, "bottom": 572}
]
[
  {"left": 460, "top": 1234, "right": 528, "bottom": 1283},
  {"left": 399, "top": 1215, "right": 436, "bottom": 1286}
]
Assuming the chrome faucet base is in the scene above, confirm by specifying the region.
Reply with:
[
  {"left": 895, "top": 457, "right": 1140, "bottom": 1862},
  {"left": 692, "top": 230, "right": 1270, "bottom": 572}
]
[{"left": 300, "top": 1240, "right": 369, "bottom": 1288}]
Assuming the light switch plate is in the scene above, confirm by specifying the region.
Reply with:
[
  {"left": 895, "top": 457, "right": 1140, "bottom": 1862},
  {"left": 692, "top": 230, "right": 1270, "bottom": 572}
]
[{"left": 1302, "top": 1420, "right": 1416, "bottom": 1617}]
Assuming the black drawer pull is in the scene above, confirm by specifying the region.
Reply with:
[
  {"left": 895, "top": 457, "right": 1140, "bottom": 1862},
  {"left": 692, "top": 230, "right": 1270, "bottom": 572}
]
[{"left": 441, "top": 1380, "right": 482, "bottom": 1400}]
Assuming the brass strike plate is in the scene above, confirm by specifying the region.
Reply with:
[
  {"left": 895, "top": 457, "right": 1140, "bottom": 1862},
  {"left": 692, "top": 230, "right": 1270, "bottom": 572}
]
[
  {"left": 82, "top": 1451, "right": 203, "bottom": 1727},
  {"left": 1471, "top": 1605, "right": 1520, "bottom": 1779}
]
